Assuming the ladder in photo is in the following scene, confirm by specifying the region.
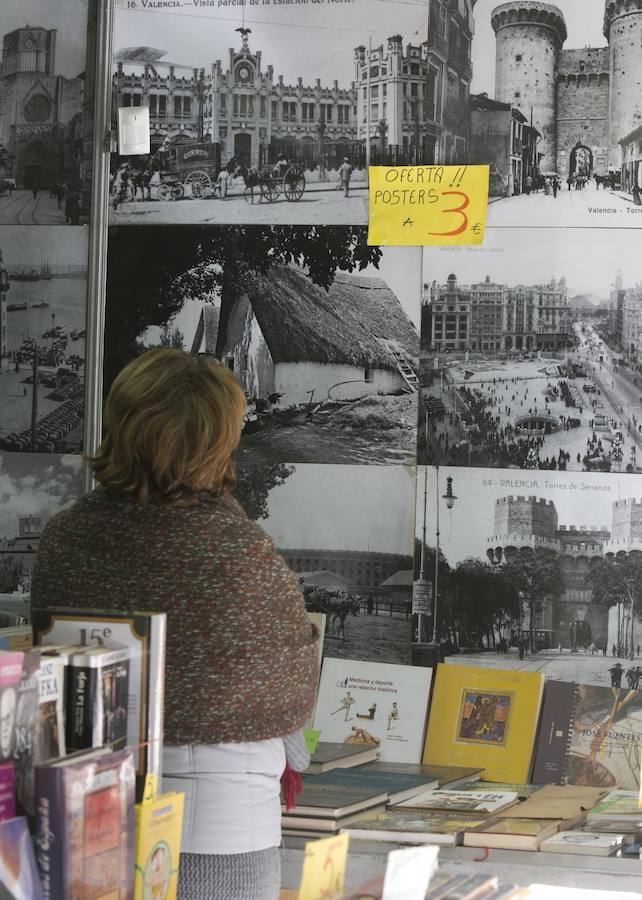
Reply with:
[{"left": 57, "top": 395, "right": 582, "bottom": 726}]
[{"left": 388, "top": 346, "right": 419, "bottom": 393}]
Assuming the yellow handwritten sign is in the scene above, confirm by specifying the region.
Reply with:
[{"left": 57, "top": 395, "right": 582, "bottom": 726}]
[
  {"left": 298, "top": 834, "right": 349, "bottom": 900},
  {"left": 368, "top": 165, "right": 489, "bottom": 246}
]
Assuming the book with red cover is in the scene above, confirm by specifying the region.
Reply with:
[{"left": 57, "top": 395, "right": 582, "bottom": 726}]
[
  {"left": 35, "top": 747, "right": 135, "bottom": 899},
  {"left": 0, "top": 761, "right": 15, "bottom": 822}
]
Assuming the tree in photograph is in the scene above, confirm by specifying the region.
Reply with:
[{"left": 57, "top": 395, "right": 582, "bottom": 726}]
[
  {"left": 104, "top": 226, "right": 382, "bottom": 391},
  {"left": 500, "top": 549, "right": 564, "bottom": 652},
  {"left": 235, "top": 463, "right": 294, "bottom": 521},
  {"left": 591, "top": 555, "right": 642, "bottom": 654},
  {"left": 159, "top": 324, "right": 185, "bottom": 348},
  {"left": 449, "top": 558, "right": 515, "bottom": 649}
]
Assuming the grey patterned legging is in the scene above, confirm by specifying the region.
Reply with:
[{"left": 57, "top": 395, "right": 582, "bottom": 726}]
[{"left": 177, "top": 847, "right": 280, "bottom": 900}]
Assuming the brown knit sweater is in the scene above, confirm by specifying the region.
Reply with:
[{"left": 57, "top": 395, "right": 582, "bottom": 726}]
[{"left": 30, "top": 490, "right": 319, "bottom": 745}]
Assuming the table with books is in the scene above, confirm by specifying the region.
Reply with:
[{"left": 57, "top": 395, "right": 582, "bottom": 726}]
[{"left": 281, "top": 656, "right": 642, "bottom": 897}]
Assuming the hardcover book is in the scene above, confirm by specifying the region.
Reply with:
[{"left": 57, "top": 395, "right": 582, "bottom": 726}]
[
  {"left": 586, "top": 790, "right": 642, "bottom": 823},
  {"left": 134, "top": 791, "right": 184, "bottom": 900},
  {"left": 37, "top": 656, "right": 66, "bottom": 765},
  {"left": 301, "top": 767, "right": 439, "bottom": 806},
  {"left": 35, "top": 747, "right": 135, "bottom": 900},
  {"left": 284, "top": 781, "right": 388, "bottom": 818},
  {"left": 540, "top": 830, "right": 625, "bottom": 856},
  {"left": 305, "top": 742, "right": 379, "bottom": 774},
  {"left": 0, "top": 762, "right": 15, "bottom": 823},
  {"left": 0, "top": 815, "right": 44, "bottom": 900},
  {"left": 532, "top": 683, "right": 642, "bottom": 790},
  {"left": 394, "top": 788, "right": 519, "bottom": 816},
  {"left": 342, "top": 809, "right": 490, "bottom": 845},
  {"left": 462, "top": 816, "right": 563, "bottom": 851},
  {"left": 67, "top": 646, "right": 130, "bottom": 752},
  {"left": 313, "top": 658, "right": 433, "bottom": 763},
  {"left": 356, "top": 761, "right": 483, "bottom": 789},
  {"left": 457, "top": 781, "right": 542, "bottom": 800},
  {"left": 422, "top": 664, "right": 545, "bottom": 783},
  {"left": 33, "top": 608, "right": 166, "bottom": 799}
]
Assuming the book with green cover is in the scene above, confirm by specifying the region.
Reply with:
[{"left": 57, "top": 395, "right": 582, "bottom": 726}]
[
  {"left": 283, "top": 781, "right": 388, "bottom": 818},
  {"left": 586, "top": 790, "right": 642, "bottom": 822},
  {"left": 357, "top": 761, "right": 483, "bottom": 789},
  {"left": 301, "top": 768, "right": 439, "bottom": 806},
  {"left": 457, "top": 781, "right": 543, "bottom": 800},
  {"left": 342, "top": 809, "right": 490, "bottom": 845},
  {"left": 305, "top": 742, "right": 378, "bottom": 774}
]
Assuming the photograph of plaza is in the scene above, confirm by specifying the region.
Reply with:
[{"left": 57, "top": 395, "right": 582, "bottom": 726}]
[
  {"left": 105, "top": 225, "right": 420, "bottom": 467},
  {"left": 109, "top": 0, "right": 429, "bottom": 225},
  {"left": 429, "top": 0, "right": 642, "bottom": 227},
  {"left": 419, "top": 229, "right": 642, "bottom": 474},
  {"left": 415, "top": 464, "right": 642, "bottom": 687},
  {"left": 242, "top": 462, "right": 416, "bottom": 665},
  {"left": 0, "top": 227, "right": 87, "bottom": 452},
  {"left": 0, "top": 0, "right": 95, "bottom": 225}
]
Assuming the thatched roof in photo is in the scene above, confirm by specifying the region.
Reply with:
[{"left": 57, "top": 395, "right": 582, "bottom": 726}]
[{"left": 242, "top": 266, "right": 418, "bottom": 370}]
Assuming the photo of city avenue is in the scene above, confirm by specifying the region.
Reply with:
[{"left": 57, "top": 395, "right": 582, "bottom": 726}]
[
  {"left": 429, "top": 0, "right": 642, "bottom": 228},
  {"left": 419, "top": 230, "right": 642, "bottom": 474}
]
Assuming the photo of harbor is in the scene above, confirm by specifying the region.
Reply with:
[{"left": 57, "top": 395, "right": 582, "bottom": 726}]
[{"left": 0, "top": 227, "right": 87, "bottom": 452}]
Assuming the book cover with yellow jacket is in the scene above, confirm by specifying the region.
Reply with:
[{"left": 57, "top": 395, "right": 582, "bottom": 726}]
[
  {"left": 423, "top": 664, "right": 545, "bottom": 783},
  {"left": 134, "top": 791, "right": 184, "bottom": 900}
]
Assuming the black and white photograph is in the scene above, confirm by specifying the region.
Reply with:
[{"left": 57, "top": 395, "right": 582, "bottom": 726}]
[
  {"left": 0, "top": 451, "right": 82, "bottom": 600},
  {"left": 0, "top": 227, "right": 87, "bottom": 453},
  {"left": 109, "top": 0, "right": 429, "bottom": 225},
  {"left": 415, "top": 464, "right": 642, "bottom": 687},
  {"left": 237, "top": 462, "right": 416, "bottom": 664},
  {"left": 419, "top": 228, "right": 642, "bottom": 474},
  {"left": 429, "top": 0, "right": 642, "bottom": 227},
  {"left": 105, "top": 225, "right": 420, "bottom": 466},
  {"left": 0, "top": 0, "right": 95, "bottom": 225}
]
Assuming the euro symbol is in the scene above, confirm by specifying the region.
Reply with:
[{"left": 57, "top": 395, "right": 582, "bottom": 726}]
[{"left": 470, "top": 223, "right": 481, "bottom": 235}]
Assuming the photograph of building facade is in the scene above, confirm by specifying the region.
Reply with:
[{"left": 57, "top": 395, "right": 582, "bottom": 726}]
[
  {"left": 416, "top": 465, "right": 642, "bottom": 687},
  {"left": 431, "top": 0, "right": 642, "bottom": 223},
  {"left": 0, "top": 1, "right": 95, "bottom": 224},
  {"left": 419, "top": 229, "right": 642, "bottom": 473}
]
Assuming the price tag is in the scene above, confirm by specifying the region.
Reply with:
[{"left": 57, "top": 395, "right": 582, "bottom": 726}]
[
  {"left": 298, "top": 834, "right": 349, "bottom": 900},
  {"left": 303, "top": 729, "right": 321, "bottom": 756},
  {"left": 381, "top": 846, "right": 439, "bottom": 900},
  {"left": 368, "top": 165, "right": 489, "bottom": 246},
  {"left": 141, "top": 773, "right": 158, "bottom": 803}
]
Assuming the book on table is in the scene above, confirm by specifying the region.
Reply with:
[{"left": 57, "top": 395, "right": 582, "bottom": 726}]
[
  {"left": 393, "top": 788, "right": 520, "bottom": 816},
  {"left": 531, "top": 681, "right": 642, "bottom": 790},
  {"left": 456, "top": 781, "right": 542, "bottom": 800},
  {"left": 305, "top": 742, "right": 378, "bottom": 774},
  {"left": 539, "top": 830, "right": 625, "bottom": 856},
  {"left": 32, "top": 607, "right": 166, "bottom": 801},
  {"left": 494, "top": 785, "right": 606, "bottom": 822},
  {"left": 300, "top": 767, "right": 440, "bottom": 805},
  {"left": 35, "top": 746, "right": 135, "bottom": 899},
  {"left": 283, "top": 781, "right": 388, "bottom": 818},
  {"left": 282, "top": 806, "right": 387, "bottom": 834},
  {"left": 342, "top": 808, "right": 491, "bottom": 845},
  {"left": 585, "top": 790, "right": 642, "bottom": 823},
  {"left": 422, "top": 663, "right": 545, "bottom": 784},
  {"left": 462, "top": 816, "right": 568, "bottom": 851},
  {"left": 313, "top": 657, "right": 433, "bottom": 763},
  {"left": 355, "top": 761, "right": 483, "bottom": 789}
]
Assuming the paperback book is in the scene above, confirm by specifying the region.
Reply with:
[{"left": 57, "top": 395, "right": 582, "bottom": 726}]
[
  {"left": 586, "top": 790, "right": 642, "bottom": 823},
  {"left": 0, "top": 816, "right": 44, "bottom": 900},
  {"left": 36, "top": 656, "right": 66, "bottom": 765},
  {"left": 0, "top": 652, "right": 23, "bottom": 762},
  {"left": 67, "top": 646, "right": 130, "bottom": 752},
  {"left": 462, "top": 817, "right": 564, "bottom": 852},
  {"left": 313, "top": 658, "right": 433, "bottom": 763},
  {"left": 134, "top": 791, "right": 184, "bottom": 900},
  {"left": 394, "top": 789, "right": 519, "bottom": 816},
  {"left": 540, "top": 831, "right": 625, "bottom": 856},
  {"left": 422, "top": 664, "right": 545, "bottom": 783},
  {"left": 342, "top": 809, "right": 490, "bottom": 845}
]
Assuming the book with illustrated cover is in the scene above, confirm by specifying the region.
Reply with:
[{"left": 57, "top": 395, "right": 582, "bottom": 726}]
[
  {"left": 35, "top": 747, "right": 135, "bottom": 899},
  {"left": 313, "top": 658, "right": 433, "bottom": 763},
  {"left": 36, "top": 656, "right": 66, "bottom": 766},
  {"left": 33, "top": 608, "right": 166, "bottom": 800},
  {"left": 134, "top": 791, "right": 184, "bottom": 900},
  {"left": 394, "top": 788, "right": 519, "bottom": 816},
  {"left": 422, "top": 664, "right": 545, "bottom": 783},
  {"left": 305, "top": 742, "right": 379, "bottom": 774},
  {"left": 0, "top": 762, "right": 15, "bottom": 823},
  {"left": 13, "top": 651, "right": 40, "bottom": 819},
  {"left": 462, "top": 816, "right": 564, "bottom": 851},
  {"left": 67, "top": 646, "right": 130, "bottom": 752},
  {"left": 342, "top": 808, "right": 490, "bottom": 845},
  {"left": 457, "top": 781, "right": 542, "bottom": 800},
  {"left": 0, "top": 815, "right": 44, "bottom": 900},
  {"left": 540, "top": 830, "right": 625, "bottom": 856},
  {"left": 0, "top": 653, "right": 23, "bottom": 763},
  {"left": 586, "top": 790, "right": 642, "bottom": 823},
  {"left": 532, "top": 683, "right": 642, "bottom": 790}
]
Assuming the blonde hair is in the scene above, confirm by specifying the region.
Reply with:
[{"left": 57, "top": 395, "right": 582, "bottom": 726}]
[{"left": 89, "top": 349, "right": 247, "bottom": 505}]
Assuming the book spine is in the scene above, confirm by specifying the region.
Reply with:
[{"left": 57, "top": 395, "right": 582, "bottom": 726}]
[
  {"left": 35, "top": 765, "right": 65, "bottom": 900},
  {"left": 67, "top": 664, "right": 99, "bottom": 751}
]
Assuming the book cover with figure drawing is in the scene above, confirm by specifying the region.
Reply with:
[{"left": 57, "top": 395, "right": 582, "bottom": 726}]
[
  {"left": 313, "top": 658, "right": 432, "bottom": 763},
  {"left": 423, "top": 664, "right": 545, "bottom": 783}
]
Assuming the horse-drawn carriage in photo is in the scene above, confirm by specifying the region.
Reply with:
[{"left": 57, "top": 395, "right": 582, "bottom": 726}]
[
  {"left": 155, "top": 142, "right": 222, "bottom": 200},
  {"left": 235, "top": 162, "right": 306, "bottom": 204}
]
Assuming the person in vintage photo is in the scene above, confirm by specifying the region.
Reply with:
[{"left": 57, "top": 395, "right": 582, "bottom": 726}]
[
  {"left": 109, "top": 0, "right": 428, "bottom": 226},
  {"left": 105, "top": 226, "right": 420, "bottom": 468},
  {"left": 420, "top": 230, "right": 642, "bottom": 474},
  {"left": 416, "top": 465, "right": 642, "bottom": 689},
  {"left": 429, "top": 0, "right": 642, "bottom": 228},
  {"left": 0, "top": 1, "right": 93, "bottom": 225}
]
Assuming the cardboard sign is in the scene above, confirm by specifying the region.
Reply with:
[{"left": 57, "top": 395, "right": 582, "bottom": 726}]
[
  {"left": 368, "top": 165, "right": 489, "bottom": 246},
  {"left": 298, "top": 834, "right": 349, "bottom": 900}
]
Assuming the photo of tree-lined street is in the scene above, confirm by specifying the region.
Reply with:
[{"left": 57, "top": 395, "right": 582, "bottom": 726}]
[{"left": 419, "top": 230, "right": 642, "bottom": 474}]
